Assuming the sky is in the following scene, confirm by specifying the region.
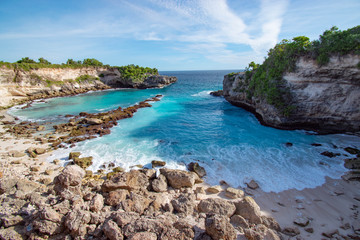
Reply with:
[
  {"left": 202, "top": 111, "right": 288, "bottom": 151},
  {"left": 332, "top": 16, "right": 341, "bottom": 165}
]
[{"left": 0, "top": 0, "right": 359, "bottom": 71}]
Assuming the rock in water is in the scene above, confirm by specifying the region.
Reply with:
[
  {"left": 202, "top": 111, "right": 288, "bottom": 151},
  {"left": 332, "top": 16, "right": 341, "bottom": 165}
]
[{"left": 187, "top": 162, "right": 206, "bottom": 178}]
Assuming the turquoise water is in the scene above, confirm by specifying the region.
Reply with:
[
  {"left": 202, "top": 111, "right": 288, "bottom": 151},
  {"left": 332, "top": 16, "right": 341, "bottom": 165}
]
[{"left": 10, "top": 70, "right": 360, "bottom": 192}]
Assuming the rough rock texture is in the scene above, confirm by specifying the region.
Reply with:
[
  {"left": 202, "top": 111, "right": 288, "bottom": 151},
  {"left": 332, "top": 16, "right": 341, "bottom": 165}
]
[
  {"left": 198, "top": 198, "right": 236, "bottom": 217},
  {"left": 223, "top": 55, "right": 360, "bottom": 133},
  {"left": 205, "top": 214, "right": 237, "bottom": 240}
]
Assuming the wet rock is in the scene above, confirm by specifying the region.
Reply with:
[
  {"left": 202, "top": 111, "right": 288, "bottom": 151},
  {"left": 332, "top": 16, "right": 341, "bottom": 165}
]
[
  {"left": 90, "top": 194, "right": 104, "bottom": 212},
  {"left": 305, "top": 227, "right": 314, "bottom": 233},
  {"left": 206, "top": 185, "right": 222, "bottom": 194},
  {"left": 247, "top": 180, "right": 259, "bottom": 190},
  {"left": 344, "top": 147, "right": 360, "bottom": 155},
  {"left": 36, "top": 125, "right": 45, "bottom": 131},
  {"left": 321, "top": 151, "right": 340, "bottom": 158},
  {"left": 234, "top": 196, "right": 263, "bottom": 224},
  {"left": 69, "top": 152, "right": 81, "bottom": 160},
  {"left": 188, "top": 162, "right": 206, "bottom": 178},
  {"left": 171, "top": 193, "right": 195, "bottom": 215},
  {"left": 106, "top": 189, "right": 129, "bottom": 206},
  {"left": 225, "top": 187, "right": 244, "bottom": 199},
  {"left": 151, "top": 160, "right": 166, "bottom": 168},
  {"left": 205, "top": 214, "right": 236, "bottom": 240},
  {"left": 282, "top": 227, "right": 300, "bottom": 236},
  {"left": 294, "top": 217, "right": 309, "bottom": 227},
  {"left": 285, "top": 142, "right": 293, "bottom": 147},
  {"left": 103, "top": 220, "right": 123, "bottom": 240},
  {"left": 198, "top": 198, "right": 236, "bottom": 217},
  {"left": 151, "top": 174, "right": 168, "bottom": 192},
  {"left": 210, "top": 90, "right": 223, "bottom": 97},
  {"left": 160, "top": 169, "right": 195, "bottom": 189},
  {"left": 344, "top": 157, "right": 360, "bottom": 170},
  {"left": 311, "top": 143, "right": 322, "bottom": 147},
  {"left": 73, "top": 156, "right": 93, "bottom": 169},
  {"left": 102, "top": 170, "right": 149, "bottom": 192}
]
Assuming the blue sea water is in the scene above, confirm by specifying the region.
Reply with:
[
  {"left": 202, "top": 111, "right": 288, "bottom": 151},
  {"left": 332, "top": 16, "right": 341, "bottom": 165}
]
[{"left": 10, "top": 70, "right": 360, "bottom": 192}]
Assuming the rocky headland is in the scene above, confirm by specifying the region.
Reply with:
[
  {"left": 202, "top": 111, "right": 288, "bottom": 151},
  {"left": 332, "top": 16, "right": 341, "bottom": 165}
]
[
  {"left": 223, "top": 54, "right": 360, "bottom": 134},
  {"left": 0, "top": 65, "right": 177, "bottom": 109}
]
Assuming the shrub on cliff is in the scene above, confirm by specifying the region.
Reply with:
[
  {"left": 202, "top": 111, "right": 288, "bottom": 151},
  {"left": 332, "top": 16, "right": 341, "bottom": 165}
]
[
  {"left": 117, "top": 64, "right": 159, "bottom": 82},
  {"left": 233, "top": 25, "right": 360, "bottom": 116}
]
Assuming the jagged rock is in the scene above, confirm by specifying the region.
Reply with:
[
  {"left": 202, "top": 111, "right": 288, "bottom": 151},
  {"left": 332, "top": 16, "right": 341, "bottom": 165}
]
[
  {"left": 102, "top": 170, "right": 149, "bottom": 192},
  {"left": 73, "top": 156, "right": 93, "bottom": 169},
  {"left": 55, "top": 164, "right": 85, "bottom": 187},
  {"left": 282, "top": 227, "right": 300, "bottom": 236},
  {"left": 112, "top": 212, "right": 140, "bottom": 228},
  {"left": 151, "top": 160, "right": 166, "bottom": 168},
  {"left": 171, "top": 193, "right": 195, "bottom": 215},
  {"left": 0, "top": 228, "right": 24, "bottom": 240},
  {"left": 39, "top": 207, "right": 62, "bottom": 223},
  {"left": 261, "top": 216, "right": 281, "bottom": 231},
  {"left": 69, "top": 152, "right": 81, "bottom": 160},
  {"left": 321, "top": 151, "right": 340, "bottom": 158},
  {"left": 198, "top": 198, "right": 236, "bottom": 217},
  {"left": 247, "top": 180, "right": 259, "bottom": 190},
  {"left": 151, "top": 174, "right": 168, "bottom": 192},
  {"left": 160, "top": 169, "right": 195, "bottom": 189},
  {"left": 120, "top": 192, "right": 152, "bottom": 214},
  {"left": 85, "top": 118, "right": 103, "bottom": 125},
  {"left": 344, "top": 157, "right": 360, "bottom": 169},
  {"left": 234, "top": 196, "right": 262, "bottom": 224},
  {"left": 32, "top": 219, "right": 63, "bottom": 236},
  {"left": 205, "top": 214, "right": 236, "bottom": 240},
  {"left": 1, "top": 215, "right": 24, "bottom": 227},
  {"left": 206, "top": 185, "right": 222, "bottom": 194},
  {"left": 188, "top": 162, "right": 206, "bottom": 178},
  {"left": 16, "top": 179, "right": 40, "bottom": 195},
  {"left": 230, "top": 214, "right": 249, "bottom": 229},
  {"left": 344, "top": 147, "right": 360, "bottom": 155},
  {"left": 36, "top": 125, "right": 45, "bottom": 131},
  {"left": 129, "top": 232, "right": 157, "bottom": 240},
  {"left": 294, "top": 217, "right": 309, "bottom": 227},
  {"left": 210, "top": 90, "right": 223, "bottom": 97},
  {"left": 225, "top": 187, "right": 244, "bottom": 199},
  {"left": 64, "top": 209, "right": 91, "bottom": 237},
  {"left": 90, "top": 194, "right": 104, "bottom": 212},
  {"left": 0, "top": 178, "right": 18, "bottom": 194},
  {"left": 106, "top": 189, "right": 129, "bottom": 206},
  {"left": 103, "top": 220, "right": 124, "bottom": 240}
]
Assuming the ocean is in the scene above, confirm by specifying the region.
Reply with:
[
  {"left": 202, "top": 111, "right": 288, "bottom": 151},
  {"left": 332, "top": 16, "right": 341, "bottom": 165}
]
[{"left": 10, "top": 70, "right": 360, "bottom": 192}]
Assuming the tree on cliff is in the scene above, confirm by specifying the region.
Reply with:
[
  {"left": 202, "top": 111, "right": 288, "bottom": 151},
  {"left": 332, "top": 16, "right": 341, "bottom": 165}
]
[
  {"left": 38, "top": 58, "right": 51, "bottom": 65},
  {"left": 17, "top": 57, "right": 36, "bottom": 64},
  {"left": 82, "top": 58, "right": 103, "bottom": 67}
]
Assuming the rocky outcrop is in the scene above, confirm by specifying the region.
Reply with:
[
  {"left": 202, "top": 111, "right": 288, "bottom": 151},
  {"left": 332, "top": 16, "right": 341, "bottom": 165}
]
[
  {"left": 223, "top": 54, "right": 360, "bottom": 133},
  {"left": 0, "top": 66, "right": 177, "bottom": 108}
]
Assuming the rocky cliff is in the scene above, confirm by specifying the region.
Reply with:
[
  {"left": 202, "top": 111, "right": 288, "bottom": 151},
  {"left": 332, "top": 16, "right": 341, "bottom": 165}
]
[
  {"left": 223, "top": 54, "right": 360, "bottom": 134},
  {"left": 0, "top": 66, "right": 177, "bottom": 108}
]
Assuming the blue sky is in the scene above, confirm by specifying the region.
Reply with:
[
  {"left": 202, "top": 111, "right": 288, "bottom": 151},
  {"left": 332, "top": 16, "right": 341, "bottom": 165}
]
[{"left": 0, "top": 0, "right": 359, "bottom": 70}]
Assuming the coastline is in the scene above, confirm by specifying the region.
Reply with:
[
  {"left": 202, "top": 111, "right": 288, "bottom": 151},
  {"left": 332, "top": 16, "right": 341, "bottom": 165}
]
[{"left": 1, "top": 107, "right": 360, "bottom": 239}]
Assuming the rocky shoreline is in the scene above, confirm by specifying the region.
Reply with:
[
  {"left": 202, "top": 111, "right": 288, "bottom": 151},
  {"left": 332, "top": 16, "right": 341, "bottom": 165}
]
[{"left": 1, "top": 93, "right": 360, "bottom": 239}]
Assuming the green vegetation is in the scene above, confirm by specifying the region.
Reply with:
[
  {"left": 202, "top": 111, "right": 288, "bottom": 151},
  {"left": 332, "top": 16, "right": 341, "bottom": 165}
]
[
  {"left": 75, "top": 75, "right": 99, "bottom": 83},
  {"left": 117, "top": 64, "right": 158, "bottom": 82},
  {"left": 230, "top": 25, "right": 360, "bottom": 116}
]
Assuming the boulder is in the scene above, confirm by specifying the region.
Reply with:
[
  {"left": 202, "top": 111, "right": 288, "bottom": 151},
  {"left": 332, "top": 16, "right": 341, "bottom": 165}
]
[
  {"left": 151, "top": 160, "right": 166, "bottom": 168},
  {"left": 103, "top": 220, "right": 123, "bottom": 240},
  {"left": 9, "top": 150, "right": 26, "bottom": 158},
  {"left": 206, "top": 185, "right": 222, "bottom": 194},
  {"left": 55, "top": 165, "right": 85, "bottom": 187},
  {"left": 247, "top": 180, "right": 259, "bottom": 190},
  {"left": 73, "top": 156, "right": 93, "bottom": 169},
  {"left": 205, "top": 214, "right": 236, "bottom": 240},
  {"left": 1, "top": 215, "right": 24, "bottom": 227},
  {"left": 188, "top": 162, "right": 206, "bottom": 178},
  {"left": 230, "top": 214, "right": 249, "bottom": 229},
  {"left": 102, "top": 170, "right": 149, "bottom": 192},
  {"left": 34, "top": 148, "right": 46, "bottom": 155},
  {"left": 106, "top": 190, "right": 129, "bottom": 206},
  {"left": 64, "top": 209, "right": 91, "bottom": 237},
  {"left": 69, "top": 152, "right": 81, "bottom": 160},
  {"left": 282, "top": 227, "right": 300, "bottom": 236},
  {"left": 294, "top": 217, "right": 309, "bottom": 227},
  {"left": 129, "top": 232, "right": 157, "bottom": 240},
  {"left": 120, "top": 192, "right": 152, "bottom": 214},
  {"left": 321, "top": 151, "right": 340, "bottom": 158},
  {"left": 344, "top": 157, "right": 360, "bottom": 170},
  {"left": 90, "top": 194, "right": 104, "bottom": 212},
  {"left": 171, "top": 193, "right": 196, "bottom": 215},
  {"left": 198, "top": 198, "right": 236, "bottom": 217},
  {"left": 160, "top": 169, "right": 195, "bottom": 189},
  {"left": 0, "top": 228, "right": 23, "bottom": 240},
  {"left": 225, "top": 187, "right": 244, "bottom": 199},
  {"left": 344, "top": 147, "right": 360, "bottom": 155},
  {"left": 0, "top": 178, "right": 18, "bottom": 194},
  {"left": 151, "top": 174, "right": 168, "bottom": 192},
  {"left": 112, "top": 212, "right": 140, "bottom": 228},
  {"left": 234, "top": 196, "right": 263, "bottom": 224}
]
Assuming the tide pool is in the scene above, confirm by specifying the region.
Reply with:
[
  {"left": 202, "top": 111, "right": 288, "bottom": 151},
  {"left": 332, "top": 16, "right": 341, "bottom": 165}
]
[{"left": 10, "top": 70, "right": 360, "bottom": 192}]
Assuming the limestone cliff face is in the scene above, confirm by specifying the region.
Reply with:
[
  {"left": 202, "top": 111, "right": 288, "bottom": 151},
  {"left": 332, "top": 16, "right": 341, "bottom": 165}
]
[
  {"left": 223, "top": 55, "right": 360, "bottom": 133},
  {"left": 0, "top": 67, "right": 177, "bottom": 107}
]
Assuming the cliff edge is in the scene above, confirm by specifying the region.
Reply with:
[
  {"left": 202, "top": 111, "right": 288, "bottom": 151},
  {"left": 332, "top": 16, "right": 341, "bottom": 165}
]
[{"left": 223, "top": 54, "right": 360, "bottom": 134}]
